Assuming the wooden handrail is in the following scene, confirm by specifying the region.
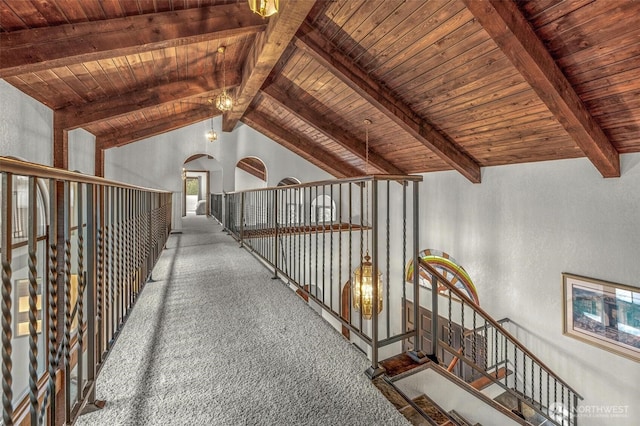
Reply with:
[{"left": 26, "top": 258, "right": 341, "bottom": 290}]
[
  {"left": 224, "top": 173, "right": 423, "bottom": 195},
  {"left": 418, "top": 258, "right": 583, "bottom": 399},
  {"left": 0, "top": 156, "right": 170, "bottom": 193}
]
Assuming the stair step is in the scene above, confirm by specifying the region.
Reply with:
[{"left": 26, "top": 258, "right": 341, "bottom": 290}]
[
  {"left": 379, "top": 353, "right": 429, "bottom": 378},
  {"left": 412, "top": 394, "right": 453, "bottom": 425},
  {"left": 372, "top": 377, "right": 412, "bottom": 411},
  {"left": 469, "top": 367, "right": 510, "bottom": 391}
]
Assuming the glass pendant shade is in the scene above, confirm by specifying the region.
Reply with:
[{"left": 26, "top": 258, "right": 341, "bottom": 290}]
[
  {"left": 206, "top": 129, "right": 218, "bottom": 142},
  {"left": 248, "top": 0, "right": 278, "bottom": 18},
  {"left": 352, "top": 252, "right": 383, "bottom": 320},
  {"left": 216, "top": 91, "right": 233, "bottom": 112}
]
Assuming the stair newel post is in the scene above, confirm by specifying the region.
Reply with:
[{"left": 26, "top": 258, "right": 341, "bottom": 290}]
[
  {"left": 239, "top": 192, "right": 245, "bottom": 248},
  {"left": 366, "top": 179, "right": 384, "bottom": 379},
  {"left": 409, "top": 180, "right": 428, "bottom": 363},
  {"left": 272, "top": 189, "right": 278, "bottom": 279}
]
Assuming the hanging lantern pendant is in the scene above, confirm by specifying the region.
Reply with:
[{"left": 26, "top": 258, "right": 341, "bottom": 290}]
[
  {"left": 215, "top": 46, "right": 233, "bottom": 112},
  {"left": 248, "top": 0, "right": 279, "bottom": 18},
  {"left": 352, "top": 251, "right": 383, "bottom": 320}
]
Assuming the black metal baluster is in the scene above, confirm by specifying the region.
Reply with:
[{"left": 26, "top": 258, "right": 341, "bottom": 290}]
[
  {"left": 385, "top": 180, "right": 390, "bottom": 339},
  {"left": 1, "top": 172, "right": 13, "bottom": 426},
  {"left": 338, "top": 183, "right": 342, "bottom": 320},
  {"left": 63, "top": 182, "right": 72, "bottom": 423},
  {"left": 45, "top": 179, "right": 58, "bottom": 423},
  {"left": 322, "top": 184, "right": 326, "bottom": 306},
  {"left": 460, "top": 300, "right": 465, "bottom": 357},
  {"left": 348, "top": 183, "right": 353, "bottom": 331},
  {"left": 314, "top": 186, "right": 319, "bottom": 301},
  {"left": 401, "top": 180, "right": 406, "bottom": 336},
  {"left": 330, "top": 184, "right": 333, "bottom": 312},
  {"left": 472, "top": 311, "right": 477, "bottom": 365},
  {"left": 27, "top": 177, "right": 38, "bottom": 426},
  {"left": 77, "top": 183, "right": 85, "bottom": 403}
]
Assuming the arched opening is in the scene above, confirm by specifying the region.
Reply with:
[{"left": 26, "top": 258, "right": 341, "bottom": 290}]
[
  {"left": 405, "top": 249, "right": 479, "bottom": 304},
  {"left": 310, "top": 194, "right": 336, "bottom": 224},
  {"left": 235, "top": 157, "right": 267, "bottom": 191},
  {"left": 277, "top": 177, "right": 302, "bottom": 225},
  {"left": 277, "top": 177, "right": 300, "bottom": 186}
]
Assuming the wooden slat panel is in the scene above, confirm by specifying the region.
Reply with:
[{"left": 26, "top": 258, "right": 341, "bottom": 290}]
[
  {"left": 463, "top": 0, "right": 619, "bottom": 177},
  {"left": 243, "top": 107, "right": 363, "bottom": 179},
  {"left": 0, "top": 2, "right": 29, "bottom": 31}
]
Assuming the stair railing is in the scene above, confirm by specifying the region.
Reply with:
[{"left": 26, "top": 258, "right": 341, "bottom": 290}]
[{"left": 418, "top": 259, "right": 583, "bottom": 426}]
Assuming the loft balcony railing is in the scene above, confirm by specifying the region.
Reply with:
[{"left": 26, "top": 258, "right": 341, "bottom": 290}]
[
  {"left": 224, "top": 175, "right": 425, "bottom": 377},
  {"left": 210, "top": 193, "right": 223, "bottom": 224},
  {"left": 0, "top": 156, "right": 172, "bottom": 426},
  {"left": 221, "top": 174, "right": 582, "bottom": 426}
]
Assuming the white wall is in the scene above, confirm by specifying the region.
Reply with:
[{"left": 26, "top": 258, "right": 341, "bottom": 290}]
[
  {"left": 0, "top": 80, "right": 53, "bottom": 165},
  {"left": 68, "top": 128, "right": 95, "bottom": 174},
  {"left": 104, "top": 117, "right": 332, "bottom": 229},
  {"left": 420, "top": 153, "right": 640, "bottom": 425},
  {"left": 235, "top": 166, "right": 266, "bottom": 191}
]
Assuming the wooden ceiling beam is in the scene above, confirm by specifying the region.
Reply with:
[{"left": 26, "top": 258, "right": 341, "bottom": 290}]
[
  {"left": 57, "top": 69, "right": 240, "bottom": 129},
  {"left": 462, "top": 0, "right": 619, "bottom": 178},
  {"left": 261, "top": 84, "right": 405, "bottom": 175},
  {"left": 242, "top": 108, "right": 362, "bottom": 179},
  {"left": 222, "top": 0, "right": 317, "bottom": 132},
  {"left": 97, "top": 108, "right": 217, "bottom": 149},
  {"left": 0, "top": 4, "right": 266, "bottom": 78},
  {"left": 294, "top": 22, "right": 481, "bottom": 184}
]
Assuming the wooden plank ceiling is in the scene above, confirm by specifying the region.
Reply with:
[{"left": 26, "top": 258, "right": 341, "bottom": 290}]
[{"left": 2, "top": 0, "right": 639, "bottom": 181}]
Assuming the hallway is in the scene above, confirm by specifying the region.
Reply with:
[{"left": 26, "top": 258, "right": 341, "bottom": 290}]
[{"left": 76, "top": 215, "right": 409, "bottom": 425}]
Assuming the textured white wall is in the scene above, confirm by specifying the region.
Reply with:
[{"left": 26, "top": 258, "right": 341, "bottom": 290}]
[
  {"left": 104, "top": 117, "right": 332, "bottom": 228},
  {"left": 235, "top": 165, "right": 267, "bottom": 191},
  {"left": 0, "top": 80, "right": 53, "bottom": 165},
  {"left": 68, "top": 128, "right": 95, "bottom": 174},
  {"left": 420, "top": 153, "right": 640, "bottom": 425}
]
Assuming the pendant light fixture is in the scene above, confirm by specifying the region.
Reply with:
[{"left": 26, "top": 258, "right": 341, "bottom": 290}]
[
  {"left": 352, "top": 119, "right": 383, "bottom": 320},
  {"left": 215, "top": 46, "right": 233, "bottom": 112},
  {"left": 206, "top": 105, "right": 218, "bottom": 142},
  {"left": 248, "top": 0, "right": 279, "bottom": 18}
]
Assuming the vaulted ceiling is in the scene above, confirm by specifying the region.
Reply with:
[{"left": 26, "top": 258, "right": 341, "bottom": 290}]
[{"left": 2, "top": 0, "right": 639, "bottom": 182}]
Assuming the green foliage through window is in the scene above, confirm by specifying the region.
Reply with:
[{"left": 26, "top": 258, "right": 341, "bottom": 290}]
[{"left": 186, "top": 177, "right": 199, "bottom": 196}]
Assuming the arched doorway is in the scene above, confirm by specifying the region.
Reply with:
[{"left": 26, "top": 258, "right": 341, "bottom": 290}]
[{"left": 182, "top": 154, "right": 214, "bottom": 217}]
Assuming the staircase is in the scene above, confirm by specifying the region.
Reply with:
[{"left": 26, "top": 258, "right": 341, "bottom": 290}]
[
  {"left": 373, "top": 372, "right": 476, "bottom": 426},
  {"left": 370, "top": 260, "right": 583, "bottom": 426}
]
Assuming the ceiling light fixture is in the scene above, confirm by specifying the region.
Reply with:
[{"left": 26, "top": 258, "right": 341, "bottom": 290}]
[
  {"left": 248, "top": 0, "right": 279, "bottom": 18},
  {"left": 215, "top": 46, "right": 233, "bottom": 112},
  {"left": 352, "top": 119, "right": 383, "bottom": 320},
  {"left": 206, "top": 99, "right": 218, "bottom": 142}
]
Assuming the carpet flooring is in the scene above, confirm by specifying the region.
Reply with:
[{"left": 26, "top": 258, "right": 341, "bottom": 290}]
[{"left": 76, "top": 215, "right": 410, "bottom": 426}]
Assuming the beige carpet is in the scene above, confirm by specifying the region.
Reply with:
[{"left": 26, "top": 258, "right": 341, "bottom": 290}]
[{"left": 76, "top": 215, "right": 410, "bottom": 426}]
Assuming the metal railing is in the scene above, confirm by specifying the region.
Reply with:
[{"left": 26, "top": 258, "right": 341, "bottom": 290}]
[
  {"left": 0, "top": 156, "right": 172, "bottom": 426},
  {"left": 419, "top": 260, "right": 583, "bottom": 426},
  {"left": 224, "top": 175, "right": 424, "bottom": 377},
  {"left": 222, "top": 173, "right": 582, "bottom": 425},
  {"left": 210, "top": 193, "right": 223, "bottom": 224}
]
